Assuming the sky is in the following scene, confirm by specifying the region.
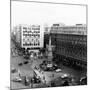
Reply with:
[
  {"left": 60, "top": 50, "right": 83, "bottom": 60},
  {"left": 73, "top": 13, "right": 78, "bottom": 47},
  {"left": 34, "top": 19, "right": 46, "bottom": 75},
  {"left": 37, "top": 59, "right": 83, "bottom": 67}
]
[{"left": 11, "top": 1, "right": 86, "bottom": 29}]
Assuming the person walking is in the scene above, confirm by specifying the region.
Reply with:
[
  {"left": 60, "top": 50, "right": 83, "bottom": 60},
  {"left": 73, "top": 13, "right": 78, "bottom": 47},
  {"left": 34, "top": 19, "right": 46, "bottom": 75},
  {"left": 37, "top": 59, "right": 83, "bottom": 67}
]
[
  {"left": 43, "top": 76, "right": 46, "bottom": 84},
  {"left": 30, "top": 78, "right": 33, "bottom": 88}
]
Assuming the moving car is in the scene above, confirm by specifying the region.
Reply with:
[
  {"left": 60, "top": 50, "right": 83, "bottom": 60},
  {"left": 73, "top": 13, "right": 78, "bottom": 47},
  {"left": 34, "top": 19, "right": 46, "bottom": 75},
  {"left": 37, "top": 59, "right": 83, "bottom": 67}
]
[
  {"left": 40, "top": 60, "right": 61, "bottom": 71},
  {"left": 31, "top": 76, "right": 41, "bottom": 83},
  {"left": 12, "top": 76, "right": 22, "bottom": 82},
  {"left": 55, "top": 68, "right": 62, "bottom": 72}
]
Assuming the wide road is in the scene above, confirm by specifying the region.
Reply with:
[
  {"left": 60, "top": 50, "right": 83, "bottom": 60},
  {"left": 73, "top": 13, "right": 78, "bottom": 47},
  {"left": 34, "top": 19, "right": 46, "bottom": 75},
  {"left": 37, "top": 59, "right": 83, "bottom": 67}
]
[
  {"left": 11, "top": 40, "right": 86, "bottom": 89},
  {"left": 11, "top": 53, "right": 86, "bottom": 89}
]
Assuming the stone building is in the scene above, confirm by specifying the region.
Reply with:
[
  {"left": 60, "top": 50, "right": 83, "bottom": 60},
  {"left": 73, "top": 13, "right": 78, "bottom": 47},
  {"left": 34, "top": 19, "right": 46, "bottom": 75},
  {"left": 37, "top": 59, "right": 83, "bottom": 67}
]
[{"left": 44, "top": 24, "right": 87, "bottom": 68}]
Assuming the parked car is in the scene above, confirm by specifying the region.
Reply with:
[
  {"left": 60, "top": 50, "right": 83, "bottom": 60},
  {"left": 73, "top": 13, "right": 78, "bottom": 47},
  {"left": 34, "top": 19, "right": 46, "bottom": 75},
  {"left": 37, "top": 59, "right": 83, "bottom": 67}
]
[
  {"left": 11, "top": 67, "right": 18, "bottom": 73},
  {"left": 80, "top": 76, "right": 87, "bottom": 85},
  {"left": 61, "top": 73, "right": 73, "bottom": 84},
  {"left": 63, "top": 58, "right": 70, "bottom": 66}
]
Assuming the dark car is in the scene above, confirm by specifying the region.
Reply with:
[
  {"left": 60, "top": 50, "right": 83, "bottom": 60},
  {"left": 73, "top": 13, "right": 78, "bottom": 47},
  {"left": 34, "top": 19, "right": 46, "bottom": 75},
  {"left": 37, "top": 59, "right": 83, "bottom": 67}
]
[
  {"left": 31, "top": 76, "right": 41, "bottom": 83},
  {"left": 80, "top": 76, "right": 87, "bottom": 85},
  {"left": 62, "top": 58, "right": 70, "bottom": 66},
  {"left": 23, "top": 54, "right": 30, "bottom": 59},
  {"left": 39, "top": 60, "right": 59, "bottom": 71}
]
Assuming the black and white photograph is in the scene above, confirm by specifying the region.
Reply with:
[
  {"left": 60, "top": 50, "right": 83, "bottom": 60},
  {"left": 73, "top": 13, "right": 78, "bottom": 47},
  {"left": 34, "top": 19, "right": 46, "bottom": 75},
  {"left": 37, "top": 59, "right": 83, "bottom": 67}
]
[{"left": 10, "top": 0, "right": 87, "bottom": 89}]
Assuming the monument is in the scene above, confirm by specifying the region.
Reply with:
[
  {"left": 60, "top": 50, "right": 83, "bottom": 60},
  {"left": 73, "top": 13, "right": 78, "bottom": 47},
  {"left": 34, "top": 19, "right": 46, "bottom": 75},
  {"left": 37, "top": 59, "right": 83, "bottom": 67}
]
[{"left": 46, "top": 35, "right": 55, "bottom": 61}]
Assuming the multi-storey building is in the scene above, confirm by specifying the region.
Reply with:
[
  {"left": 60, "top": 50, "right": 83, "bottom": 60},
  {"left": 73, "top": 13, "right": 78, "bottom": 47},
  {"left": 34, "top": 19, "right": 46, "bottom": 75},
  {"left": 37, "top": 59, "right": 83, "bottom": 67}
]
[
  {"left": 21, "top": 24, "right": 44, "bottom": 51},
  {"left": 12, "top": 25, "right": 22, "bottom": 45},
  {"left": 51, "top": 24, "right": 86, "bottom": 35},
  {"left": 44, "top": 24, "right": 87, "bottom": 68}
]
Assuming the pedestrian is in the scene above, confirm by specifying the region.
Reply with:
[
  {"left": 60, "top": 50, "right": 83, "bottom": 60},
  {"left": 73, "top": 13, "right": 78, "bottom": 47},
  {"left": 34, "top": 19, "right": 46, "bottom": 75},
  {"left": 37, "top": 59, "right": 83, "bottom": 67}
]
[
  {"left": 51, "top": 81, "right": 56, "bottom": 87},
  {"left": 43, "top": 76, "right": 46, "bottom": 84},
  {"left": 52, "top": 74, "right": 54, "bottom": 78},
  {"left": 39, "top": 69, "right": 42, "bottom": 73},
  {"left": 34, "top": 66, "right": 37, "bottom": 70},
  {"left": 62, "top": 80, "right": 69, "bottom": 86},
  {"left": 18, "top": 70, "right": 21, "bottom": 78},
  {"left": 30, "top": 78, "right": 33, "bottom": 88},
  {"left": 41, "top": 71, "right": 44, "bottom": 74},
  {"left": 24, "top": 76, "right": 30, "bottom": 86}
]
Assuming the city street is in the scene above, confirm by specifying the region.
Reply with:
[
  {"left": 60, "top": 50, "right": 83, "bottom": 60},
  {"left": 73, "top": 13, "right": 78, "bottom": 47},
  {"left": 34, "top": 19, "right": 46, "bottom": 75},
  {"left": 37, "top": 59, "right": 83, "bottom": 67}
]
[
  {"left": 11, "top": 52, "right": 86, "bottom": 89},
  {"left": 10, "top": 1, "right": 87, "bottom": 89}
]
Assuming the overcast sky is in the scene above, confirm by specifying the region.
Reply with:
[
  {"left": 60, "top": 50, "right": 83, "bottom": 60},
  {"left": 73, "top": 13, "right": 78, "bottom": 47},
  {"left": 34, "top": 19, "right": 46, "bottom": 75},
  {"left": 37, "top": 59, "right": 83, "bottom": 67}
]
[{"left": 11, "top": 1, "right": 86, "bottom": 29}]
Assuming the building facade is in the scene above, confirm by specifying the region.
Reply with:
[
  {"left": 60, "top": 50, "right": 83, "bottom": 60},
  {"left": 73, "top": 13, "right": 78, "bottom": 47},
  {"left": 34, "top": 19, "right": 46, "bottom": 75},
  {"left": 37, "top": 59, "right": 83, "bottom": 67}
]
[
  {"left": 12, "top": 25, "right": 22, "bottom": 45},
  {"left": 44, "top": 24, "right": 87, "bottom": 68},
  {"left": 21, "top": 24, "right": 44, "bottom": 50}
]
